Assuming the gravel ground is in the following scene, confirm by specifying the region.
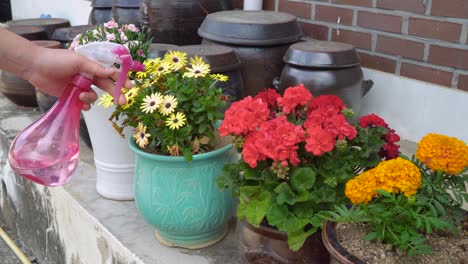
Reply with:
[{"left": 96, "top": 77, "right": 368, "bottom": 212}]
[{"left": 0, "top": 225, "right": 39, "bottom": 264}]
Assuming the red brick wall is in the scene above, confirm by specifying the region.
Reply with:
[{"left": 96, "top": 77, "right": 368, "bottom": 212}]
[{"left": 259, "top": 0, "right": 468, "bottom": 91}]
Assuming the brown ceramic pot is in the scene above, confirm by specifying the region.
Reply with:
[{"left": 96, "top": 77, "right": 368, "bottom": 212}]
[
  {"left": 141, "top": 0, "right": 229, "bottom": 45},
  {"left": 322, "top": 221, "right": 365, "bottom": 264},
  {"left": 240, "top": 221, "right": 330, "bottom": 264},
  {"left": 6, "top": 25, "right": 48, "bottom": 40},
  {"left": 198, "top": 10, "right": 303, "bottom": 97},
  {"left": 274, "top": 40, "right": 373, "bottom": 115},
  {"left": 177, "top": 45, "right": 243, "bottom": 106},
  {"left": 112, "top": 0, "right": 142, "bottom": 26},
  {"left": 6, "top": 18, "right": 70, "bottom": 39}
]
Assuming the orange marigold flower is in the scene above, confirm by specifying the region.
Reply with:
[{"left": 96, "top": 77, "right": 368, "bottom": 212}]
[
  {"left": 346, "top": 157, "right": 422, "bottom": 204},
  {"left": 415, "top": 133, "right": 468, "bottom": 175}
]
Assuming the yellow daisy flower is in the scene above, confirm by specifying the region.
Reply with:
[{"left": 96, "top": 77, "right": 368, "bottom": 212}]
[
  {"left": 165, "top": 112, "right": 187, "bottom": 130},
  {"left": 164, "top": 50, "right": 187, "bottom": 71},
  {"left": 211, "top": 73, "right": 229, "bottom": 82},
  {"left": 159, "top": 95, "right": 178, "bottom": 116},
  {"left": 133, "top": 122, "right": 151, "bottom": 148},
  {"left": 122, "top": 97, "right": 136, "bottom": 109},
  {"left": 98, "top": 93, "right": 114, "bottom": 108},
  {"left": 153, "top": 60, "right": 172, "bottom": 77},
  {"left": 183, "top": 56, "right": 210, "bottom": 78},
  {"left": 124, "top": 87, "right": 139, "bottom": 101},
  {"left": 140, "top": 92, "right": 163, "bottom": 114}
]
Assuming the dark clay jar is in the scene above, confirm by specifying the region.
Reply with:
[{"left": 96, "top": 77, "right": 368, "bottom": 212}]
[
  {"left": 240, "top": 221, "right": 330, "bottom": 264},
  {"left": 112, "top": 0, "right": 142, "bottom": 26},
  {"left": 141, "top": 0, "right": 228, "bottom": 45},
  {"left": 274, "top": 40, "right": 373, "bottom": 114},
  {"left": 6, "top": 25, "right": 48, "bottom": 40},
  {"left": 52, "top": 25, "right": 96, "bottom": 48},
  {"left": 198, "top": 10, "right": 303, "bottom": 97},
  {"left": 147, "top": 43, "right": 179, "bottom": 59},
  {"left": 6, "top": 18, "right": 70, "bottom": 39},
  {"left": 89, "top": 0, "right": 113, "bottom": 25},
  {"left": 177, "top": 45, "right": 243, "bottom": 106}
]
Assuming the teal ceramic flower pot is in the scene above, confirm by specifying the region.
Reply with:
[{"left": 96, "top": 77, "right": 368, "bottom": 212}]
[{"left": 129, "top": 139, "right": 234, "bottom": 249}]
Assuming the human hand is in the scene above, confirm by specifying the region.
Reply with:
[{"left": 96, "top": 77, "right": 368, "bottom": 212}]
[{"left": 25, "top": 46, "right": 131, "bottom": 110}]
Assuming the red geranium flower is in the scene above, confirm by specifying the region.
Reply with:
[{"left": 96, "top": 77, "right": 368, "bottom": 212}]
[
  {"left": 277, "top": 84, "right": 312, "bottom": 114},
  {"left": 305, "top": 126, "right": 336, "bottom": 156},
  {"left": 359, "top": 114, "right": 388, "bottom": 128},
  {"left": 254, "top": 88, "right": 281, "bottom": 108}
]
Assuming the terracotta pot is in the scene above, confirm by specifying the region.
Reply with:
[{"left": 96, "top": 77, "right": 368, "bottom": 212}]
[
  {"left": 198, "top": 10, "right": 303, "bottom": 97},
  {"left": 141, "top": 0, "right": 229, "bottom": 45},
  {"left": 177, "top": 45, "right": 243, "bottom": 106},
  {"left": 6, "top": 18, "right": 71, "bottom": 39},
  {"left": 274, "top": 40, "right": 373, "bottom": 115},
  {"left": 240, "top": 221, "right": 330, "bottom": 264},
  {"left": 322, "top": 221, "right": 365, "bottom": 264}
]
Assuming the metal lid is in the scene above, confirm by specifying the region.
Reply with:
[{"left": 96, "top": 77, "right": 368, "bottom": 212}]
[
  {"left": 148, "top": 43, "right": 180, "bottom": 59},
  {"left": 283, "top": 40, "right": 360, "bottom": 68},
  {"left": 177, "top": 45, "right": 241, "bottom": 72},
  {"left": 198, "top": 10, "right": 303, "bottom": 46},
  {"left": 92, "top": 0, "right": 113, "bottom": 7},
  {"left": 52, "top": 25, "right": 96, "bottom": 42},
  {"left": 113, "top": 0, "right": 141, "bottom": 8},
  {"left": 32, "top": 40, "right": 62, "bottom": 49},
  {"left": 6, "top": 25, "right": 47, "bottom": 40}
]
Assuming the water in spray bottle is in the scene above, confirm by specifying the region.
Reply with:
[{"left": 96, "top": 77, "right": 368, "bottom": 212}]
[{"left": 8, "top": 42, "right": 145, "bottom": 187}]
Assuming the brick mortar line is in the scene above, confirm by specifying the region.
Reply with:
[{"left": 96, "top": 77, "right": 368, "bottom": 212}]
[
  {"left": 311, "top": 2, "right": 316, "bottom": 19},
  {"left": 297, "top": 18, "right": 468, "bottom": 49},
  {"left": 357, "top": 49, "right": 468, "bottom": 74},
  {"left": 395, "top": 59, "right": 402, "bottom": 75},
  {"left": 423, "top": 43, "right": 430, "bottom": 62},
  {"left": 275, "top": 0, "right": 279, "bottom": 12},
  {"left": 371, "top": 32, "right": 377, "bottom": 52},
  {"left": 461, "top": 23, "right": 468, "bottom": 44},
  {"left": 352, "top": 9, "right": 358, "bottom": 26},
  {"left": 294, "top": 0, "right": 468, "bottom": 24},
  {"left": 425, "top": 0, "right": 432, "bottom": 16},
  {"left": 402, "top": 15, "right": 409, "bottom": 35}
]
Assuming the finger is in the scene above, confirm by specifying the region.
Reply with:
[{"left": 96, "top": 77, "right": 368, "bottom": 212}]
[
  {"left": 94, "top": 77, "right": 127, "bottom": 105},
  {"left": 82, "top": 103, "right": 91, "bottom": 111},
  {"left": 76, "top": 54, "right": 116, "bottom": 78},
  {"left": 79, "top": 91, "right": 98, "bottom": 105}
]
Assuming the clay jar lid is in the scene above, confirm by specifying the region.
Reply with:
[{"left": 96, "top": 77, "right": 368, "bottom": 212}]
[
  {"left": 52, "top": 25, "right": 96, "bottom": 42},
  {"left": 148, "top": 43, "right": 180, "bottom": 59},
  {"left": 7, "top": 18, "right": 71, "bottom": 39},
  {"left": 283, "top": 40, "right": 360, "bottom": 68},
  {"left": 113, "top": 0, "right": 141, "bottom": 8},
  {"left": 92, "top": 0, "right": 113, "bottom": 7},
  {"left": 6, "top": 25, "right": 48, "bottom": 40},
  {"left": 32, "top": 40, "right": 62, "bottom": 49},
  {"left": 198, "top": 10, "right": 303, "bottom": 46},
  {"left": 177, "top": 45, "right": 241, "bottom": 73}
]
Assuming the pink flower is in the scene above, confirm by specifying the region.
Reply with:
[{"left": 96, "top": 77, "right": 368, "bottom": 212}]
[
  {"left": 104, "top": 20, "right": 119, "bottom": 29},
  {"left": 137, "top": 49, "right": 144, "bottom": 57},
  {"left": 120, "top": 32, "right": 128, "bottom": 42},
  {"left": 125, "top": 24, "right": 139, "bottom": 32},
  {"left": 106, "top": 33, "right": 116, "bottom": 41}
]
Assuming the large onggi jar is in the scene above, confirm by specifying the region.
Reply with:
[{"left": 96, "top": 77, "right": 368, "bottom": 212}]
[{"left": 198, "top": 10, "right": 303, "bottom": 97}]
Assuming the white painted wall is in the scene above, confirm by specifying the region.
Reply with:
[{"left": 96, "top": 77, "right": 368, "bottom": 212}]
[
  {"left": 361, "top": 68, "right": 468, "bottom": 144},
  {"left": 11, "top": 0, "right": 92, "bottom": 25}
]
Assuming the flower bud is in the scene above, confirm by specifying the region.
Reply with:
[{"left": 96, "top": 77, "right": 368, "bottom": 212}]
[{"left": 341, "top": 108, "right": 355, "bottom": 118}]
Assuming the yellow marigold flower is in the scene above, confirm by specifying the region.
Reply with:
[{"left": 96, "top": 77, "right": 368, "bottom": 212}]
[
  {"left": 183, "top": 56, "right": 210, "bottom": 78},
  {"left": 140, "top": 92, "right": 163, "bottom": 114},
  {"left": 98, "top": 93, "right": 114, "bottom": 108},
  {"left": 165, "top": 112, "right": 187, "bottom": 130},
  {"left": 211, "top": 73, "right": 229, "bottom": 82},
  {"left": 164, "top": 50, "right": 187, "bottom": 71},
  {"left": 133, "top": 122, "right": 151, "bottom": 148},
  {"left": 415, "top": 133, "right": 468, "bottom": 175},
  {"left": 345, "top": 171, "right": 378, "bottom": 204},
  {"left": 159, "top": 95, "right": 178, "bottom": 116}
]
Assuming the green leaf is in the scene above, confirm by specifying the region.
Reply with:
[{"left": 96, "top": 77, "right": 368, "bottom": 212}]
[
  {"left": 240, "top": 163, "right": 260, "bottom": 180},
  {"left": 364, "top": 232, "right": 378, "bottom": 241},
  {"left": 287, "top": 228, "right": 317, "bottom": 251},
  {"left": 266, "top": 204, "right": 289, "bottom": 231},
  {"left": 376, "top": 189, "right": 392, "bottom": 198},
  {"left": 240, "top": 185, "right": 261, "bottom": 199},
  {"left": 274, "top": 182, "right": 297, "bottom": 205},
  {"left": 182, "top": 148, "right": 193, "bottom": 162},
  {"left": 245, "top": 191, "right": 272, "bottom": 226},
  {"left": 296, "top": 190, "right": 312, "bottom": 202},
  {"left": 290, "top": 167, "right": 316, "bottom": 191}
]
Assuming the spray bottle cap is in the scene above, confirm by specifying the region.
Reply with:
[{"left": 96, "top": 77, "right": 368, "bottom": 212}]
[{"left": 75, "top": 42, "right": 145, "bottom": 102}]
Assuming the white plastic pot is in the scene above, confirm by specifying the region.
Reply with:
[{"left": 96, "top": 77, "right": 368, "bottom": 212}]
[{"left": 82, "top": 86, "right": 135, "bottom": 200}]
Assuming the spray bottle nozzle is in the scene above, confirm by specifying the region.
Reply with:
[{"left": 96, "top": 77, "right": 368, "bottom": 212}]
[{"left": 75, "top": 42, "right": 146, "bottom": 102}]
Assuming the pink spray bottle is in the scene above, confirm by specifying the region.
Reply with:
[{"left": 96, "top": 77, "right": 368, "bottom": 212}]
[{"left": 8, "top": 42, "right": 145, "bottom": 187}]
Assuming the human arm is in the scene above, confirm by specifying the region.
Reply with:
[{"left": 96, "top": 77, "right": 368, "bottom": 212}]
[{"left": 0, "top": 27, "right": 130, "bottom": 109}]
